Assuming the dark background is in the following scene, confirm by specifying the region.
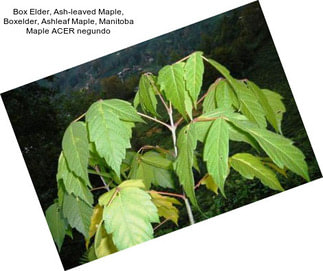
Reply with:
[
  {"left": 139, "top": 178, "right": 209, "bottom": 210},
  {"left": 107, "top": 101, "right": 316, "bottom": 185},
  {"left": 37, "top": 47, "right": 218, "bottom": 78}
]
[{"left": 1, "top": 1, "right": 321, "bottom": 269}]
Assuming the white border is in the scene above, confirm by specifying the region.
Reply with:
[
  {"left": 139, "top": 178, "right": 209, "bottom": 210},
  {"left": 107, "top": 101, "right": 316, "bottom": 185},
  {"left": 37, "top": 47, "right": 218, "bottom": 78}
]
[{"left": 0, "top": 1, "right": 322, "bottom": 270}]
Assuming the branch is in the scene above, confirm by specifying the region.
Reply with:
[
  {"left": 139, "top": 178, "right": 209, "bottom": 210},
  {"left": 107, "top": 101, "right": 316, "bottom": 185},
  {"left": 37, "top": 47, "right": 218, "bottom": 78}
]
[{"left": 137, "top": 112, "right": 172, "bottom": 130}]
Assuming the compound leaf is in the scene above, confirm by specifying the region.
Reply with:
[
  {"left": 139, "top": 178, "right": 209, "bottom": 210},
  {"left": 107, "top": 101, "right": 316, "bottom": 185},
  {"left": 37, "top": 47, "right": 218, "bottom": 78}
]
[
  {"left": 174, "top": 124, "right": 198, "bottom": 206},
  {"left": 184, "top": 51, "right": 204, "bottom": 107},
  {"left": 45, "top": 203, "right": 66, "bottom": 251},
  {"left": 230, "top": 153, "right": 284, "bottom": 191},
  {"left": 62, "top": 122, "right": 90, "bottom": 186},
  {"left": 203, "top": 118, "right": 229, "bottom": 195},
  {"left": 103, "top": 185, "right": 159, "bottom": 250}
]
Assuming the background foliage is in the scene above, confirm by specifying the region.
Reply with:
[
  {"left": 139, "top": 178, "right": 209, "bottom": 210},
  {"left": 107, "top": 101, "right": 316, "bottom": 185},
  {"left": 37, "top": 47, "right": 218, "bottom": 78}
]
[{"left": 1, "top": 2, "right": 321, "bottom": 269}]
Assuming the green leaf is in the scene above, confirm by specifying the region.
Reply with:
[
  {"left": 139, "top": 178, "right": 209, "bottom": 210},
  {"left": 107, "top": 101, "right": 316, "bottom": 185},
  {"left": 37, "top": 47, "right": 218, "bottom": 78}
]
[
  {"left": 62, "top": 122, "right": 90, "bottom": 186},
  {"left": 150, "top": 191, "right": 181, "bottom": 225},
  {"left": 203, "top": 118, "right": 229, "bottom": 195},
  {"left": 230, "top": 153, "right": 284, "bottom": 191},
  {"left": 103, "top": 99, "right": 144, "bottom": 123},
  {"left": 206, "top": 58, "right": 266, "bottom": 128},
  {"left": 129, "top": 152, "right": 175, "bottom": 189},
  {"left": 58, "top": 152, "right": 93, "bottom": 206},
  {"left": 202, "top": 81, "right": 217, "bottom": 113},
  {"left": 184, "top": 51, "right": 204, "bottom": 107},
  {"left": 140, "top": 151, "right": 172, "bottom": 169},
  {"left": 45, "top": 203, "right": 66, "bottom": 251},
  {"left": 158, "top": 63, "right": 187, "bottom": 119},
  {"left": 86, "top": 100, "right": 132, "bottom": 176},
  {"left": 94, "top": 222, "right": 118, "bottom": 258},
  {"left": 138, "top": 74, "right": 158, "bottom": 116},
  {"left": 103, "top": 185, "right": 159, "bottom": 250},
  {"left": 216, "top": 80, "right": 235, "bottom": 109},
  {"left": 99, "top": 180, "right": 147, "bottom": 206},
  {"left": 262, "top": 89, "right": 286, "bottom": 134},
  {"left": 239, "top": 125, "right": 309, "bottom": 181},
  {"left": 246, "top": 81, "right": 280, "bottom": 133},
  {"left": 174, "top": 124, "right": 198, "bottom": 206},
  {"left": 63, "top": 194, "right": 92, "bottom": 238},
  {"left": 227, "top": 122, "right": 260, "bottom": 151}
]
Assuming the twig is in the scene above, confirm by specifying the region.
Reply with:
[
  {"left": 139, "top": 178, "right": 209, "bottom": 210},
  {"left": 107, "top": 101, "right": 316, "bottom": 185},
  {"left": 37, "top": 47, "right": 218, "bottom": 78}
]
[
  {"left": 150, "top": 190, "right": 185, "bottom": 200},
  {"left": 72, "top": 112, "right": 86, "bottom": 123},
  {"left": 196, "top": 77, "right": 223, "bottom": 105},
  {"left": 95, "top": 165, "right": 109, "bottom": 191},
  {"left": 184, "top": 197, "right": 195, "bottom": 225},
  {"left": 153, "top": 219, "right": 171, "bottom": 231},
  {"left": 137, "top": 112, "right": 172, "bottom": 130}
]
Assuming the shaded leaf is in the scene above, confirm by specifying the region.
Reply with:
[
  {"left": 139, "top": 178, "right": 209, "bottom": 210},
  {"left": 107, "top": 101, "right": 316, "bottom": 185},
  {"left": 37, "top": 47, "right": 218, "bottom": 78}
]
[
  {"left": 206, "top": 58, "right": 266, "bottom": 128},
  {"left": 263, "top": 89, "right": 286, "bottom": 134},
  {"left": 45, "top": 203, "right": 66, "bottom": 251},
  {"left": 63, "top": 194, "right": 92, "bottom": 238},
  {"left": 137, "top": 75, "right": 158, "bottom": 116},
  {"left": 174, "top": 125, "right": 198, "bottom": 206},
  {"left": 62, "top": 122, "right": 90, "bottom": 186},
  {"left": 230, "top": 153, "right": 284, "bottom": 191},
  {"left": 247, "top": 81, "right": 280, "bottom": 133},
  {"left": 202, "top": 81, "right": 217, "bottom": 113},
  {"left": 235, "top": 123, "right": 309, "bottom": 181},
  {"left": 129, "top": 152, "right": 174, "bottom": 189}
]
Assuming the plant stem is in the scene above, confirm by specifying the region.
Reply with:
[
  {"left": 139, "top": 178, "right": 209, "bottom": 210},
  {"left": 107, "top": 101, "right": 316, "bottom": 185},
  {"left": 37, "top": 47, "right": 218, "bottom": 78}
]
[
  {"left": 137, "top": 112, "right": 172, "bottom": 130},
  {"left": 72, "top": 112, "right": 86, "bottom": 123},
  {"left": 94, "top": 165, "right": 110, "bottom": 191},
  {"left": 183, "top": 197, "right": 195, "bottom": 225},
  {"left": 150, "top": 190, "right": 185, "bottom": 199},
  {"left": 153, "top": 219, "right": 171, "bottom": 231},
  {"left": 168, "top": 102, "right": 178, "bottom": 157},
  {"left": 196, "top": 77, "right": 223, "bottom": 105}
]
